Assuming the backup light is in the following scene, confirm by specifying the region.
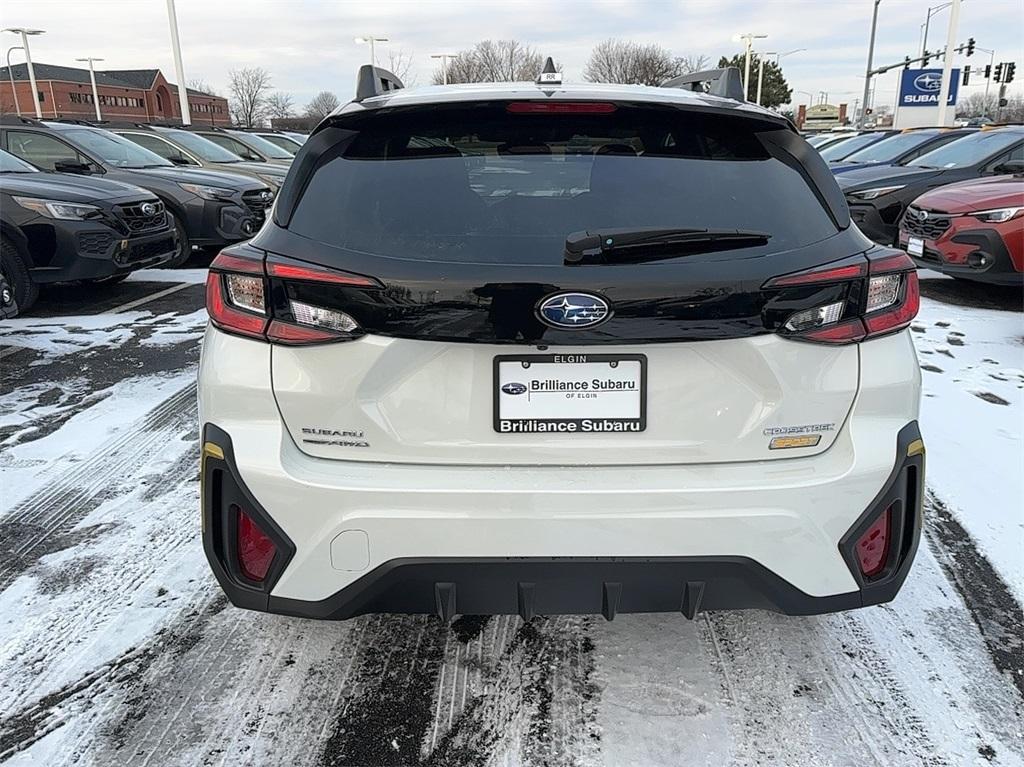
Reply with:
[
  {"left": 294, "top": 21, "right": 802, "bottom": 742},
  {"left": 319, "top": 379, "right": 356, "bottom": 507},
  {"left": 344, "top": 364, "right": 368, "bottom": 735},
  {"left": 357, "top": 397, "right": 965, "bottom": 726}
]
[
  {"left": 234, "top": 504, "right": 276, "bottom": 582},
  {"left": 225, "top": 274, "right": 265, "bottom": 314},
  {"left": 290, "top": 300, "right": 359, "bottom": 332},
  {"left": 783, "top": 301, "right": 843, "bottom": 332},
  {"left": 865, "top": 273, "right": 901, "bottom": 313}
]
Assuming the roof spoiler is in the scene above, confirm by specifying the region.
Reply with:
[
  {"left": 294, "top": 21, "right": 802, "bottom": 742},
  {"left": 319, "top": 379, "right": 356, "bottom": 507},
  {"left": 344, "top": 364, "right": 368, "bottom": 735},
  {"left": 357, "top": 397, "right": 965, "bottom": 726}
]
[
  {"left": 662, "top": 67, "right": 745, "bottom": 102},
  {"left": 354, "top": 64, "right": 405, "bottom": 102}
]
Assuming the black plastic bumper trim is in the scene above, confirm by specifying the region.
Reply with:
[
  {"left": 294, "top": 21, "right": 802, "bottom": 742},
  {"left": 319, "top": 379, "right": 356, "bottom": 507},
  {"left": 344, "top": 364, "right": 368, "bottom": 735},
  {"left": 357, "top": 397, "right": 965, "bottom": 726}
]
[{"left": 202, "top": 421, "right": 924, "bottom": 621}]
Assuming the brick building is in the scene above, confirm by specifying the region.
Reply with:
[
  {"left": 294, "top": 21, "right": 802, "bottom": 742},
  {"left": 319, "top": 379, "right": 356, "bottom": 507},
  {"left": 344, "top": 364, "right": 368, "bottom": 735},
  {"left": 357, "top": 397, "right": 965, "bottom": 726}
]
[{"left": 0, "top": 62, "right": 230, "bottom": 125}]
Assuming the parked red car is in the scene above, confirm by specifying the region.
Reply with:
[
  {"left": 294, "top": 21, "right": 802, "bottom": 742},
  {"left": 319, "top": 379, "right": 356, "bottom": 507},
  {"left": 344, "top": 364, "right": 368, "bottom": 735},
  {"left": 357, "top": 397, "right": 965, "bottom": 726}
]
[{"left": 898, "top": 174, "right": 1024, "bottom": 285}]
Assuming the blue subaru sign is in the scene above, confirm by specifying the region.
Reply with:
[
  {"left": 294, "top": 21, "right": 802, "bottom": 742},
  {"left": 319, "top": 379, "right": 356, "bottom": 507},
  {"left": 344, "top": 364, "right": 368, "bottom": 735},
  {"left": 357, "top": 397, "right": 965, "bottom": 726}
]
[{"left": 899, "top": 68, "right": 959, "bottom": 108}]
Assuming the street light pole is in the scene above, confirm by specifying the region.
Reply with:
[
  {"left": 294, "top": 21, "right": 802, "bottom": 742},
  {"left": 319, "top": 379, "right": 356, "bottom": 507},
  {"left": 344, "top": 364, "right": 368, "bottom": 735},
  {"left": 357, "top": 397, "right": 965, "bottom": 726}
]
[
  {"left": 164, "top": 0, "right": 192, "bottom": 125},
  {"left": 759, "top": 49, "right": 805, "bottom": 107},
  {"left": 355, "top": 36, "right": 388, "bottom": 66},
  {"left": 920, "top": 3, "right": 952, "bottom": 58},
  {"left": 736, "top": 33, "right": 767, "bottom": 101},
  {"left": 859, "top": 0, "right": 881, "bottom": 128},
  {"left": 976, "top": 46, "right": 996, "bottom": 112},
  {"left": 75, "top": 57, "right": 104, "bottom": 121},
  {"left": 935, "top": 0, "right": 961, "bottom": 127},
  {"left": 5, "top": 45, "right": 23, "bottom": 115},
  {"left": 2, "top": 29, "right": 44, "bottom": 118},
  {"left": 430, "top": 53, "right": 458, "bottom": 85}
]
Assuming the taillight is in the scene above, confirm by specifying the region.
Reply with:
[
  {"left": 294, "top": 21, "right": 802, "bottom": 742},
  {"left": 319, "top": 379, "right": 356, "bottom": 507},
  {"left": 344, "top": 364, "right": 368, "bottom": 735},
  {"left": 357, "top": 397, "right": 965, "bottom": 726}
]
[
  {"left": 765, "top": 250, "right": 919, "bottom": 345},
  {"left": 855, "top": 505, "right": 892, "bottom": 578},
  {"left": 234, "top": 504, "right": 276, "bottom": 582},
  {"left": 206, "top": 245, "right": 380, "bottom": 345}
]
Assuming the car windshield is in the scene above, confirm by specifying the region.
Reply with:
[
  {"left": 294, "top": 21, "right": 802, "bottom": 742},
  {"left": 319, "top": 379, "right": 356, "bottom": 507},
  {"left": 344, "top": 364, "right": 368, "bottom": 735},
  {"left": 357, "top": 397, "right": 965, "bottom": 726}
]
[
  {"left": 288, "top": 104, "right": 840, "bottom": 265},
  {"left": 0, "top": 149, "right": 38, "bottom": 173},
  {"left": 844, "top": 131, "right": 940, "bottom": 163},
  {"left": 63, "top": 128, "right": 172, "bottom": 168},
  {"left": 259, "top": 134, "right": 303, "bottom": 153},
  {"left": 233, "top": 132, "right": 293, "bottom": 159},
  {"left": 160, "top": 128, "right": 243, "bottom": 163},
  {"left": 909, "top": 130, "right": 1023, "bottom": 169},
  {"left": 820, "top": 132, "right": 889, "bottom": 160}
]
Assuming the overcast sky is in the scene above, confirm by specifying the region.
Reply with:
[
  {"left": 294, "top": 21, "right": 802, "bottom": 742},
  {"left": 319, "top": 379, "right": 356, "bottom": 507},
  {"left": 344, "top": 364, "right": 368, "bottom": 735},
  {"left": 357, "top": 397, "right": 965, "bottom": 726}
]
[{"left": 3, "top": 0, "right": 1022, "bottom": 112}]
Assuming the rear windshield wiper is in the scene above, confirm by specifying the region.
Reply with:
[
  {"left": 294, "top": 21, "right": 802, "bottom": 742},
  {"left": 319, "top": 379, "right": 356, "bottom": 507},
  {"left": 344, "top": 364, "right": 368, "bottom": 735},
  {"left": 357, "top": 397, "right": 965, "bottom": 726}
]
[{"left": 564, "top": 227, "right": 771, "bottom": 265}]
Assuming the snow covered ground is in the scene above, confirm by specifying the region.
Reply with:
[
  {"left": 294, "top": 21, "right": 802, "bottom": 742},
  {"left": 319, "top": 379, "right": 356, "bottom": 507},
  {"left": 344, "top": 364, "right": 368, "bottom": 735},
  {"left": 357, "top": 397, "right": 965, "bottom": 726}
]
[{"left": 0, "top": 270, "right": 1021, "bottom": 766}]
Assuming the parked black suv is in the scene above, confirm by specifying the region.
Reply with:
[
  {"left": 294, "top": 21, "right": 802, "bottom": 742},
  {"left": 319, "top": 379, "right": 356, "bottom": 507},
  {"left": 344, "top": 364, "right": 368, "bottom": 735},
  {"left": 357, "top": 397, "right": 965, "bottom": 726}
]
[
  {"left": 0, "top": 148, "right": 176, "bottom": 313},
  {"left": 837, "top": 126, "right": 1024, "bottom": 245},
  {"left": 0, "top": 117, "right": 274, "bottom": 266}
]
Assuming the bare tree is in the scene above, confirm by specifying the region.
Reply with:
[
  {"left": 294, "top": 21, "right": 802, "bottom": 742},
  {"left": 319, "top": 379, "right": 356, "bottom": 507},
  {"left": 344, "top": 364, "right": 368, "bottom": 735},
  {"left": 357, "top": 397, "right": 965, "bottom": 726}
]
[
  {"left": 187, "top": 77, "right": 219, "bottom": 96},
  {"left": 585, "top": 40, "right": 701, "bottom": 86},
  {"left": 386, "top": 49, "right": 416, "bottom": 86},
  {"left": 228, "top": 67, "right": 272, "bottom": 128},
  {"left": 432, "top": 40, "right": 549, "bottom": 85},
  {"left": 956, "top": 90, "right": 1000, "bottom": 119},
  {"left": 266, "top": 91, "right": 295, "bottom": 119},
  {"left": 305, "top": 90, "right": 341, "bottom": 121}
]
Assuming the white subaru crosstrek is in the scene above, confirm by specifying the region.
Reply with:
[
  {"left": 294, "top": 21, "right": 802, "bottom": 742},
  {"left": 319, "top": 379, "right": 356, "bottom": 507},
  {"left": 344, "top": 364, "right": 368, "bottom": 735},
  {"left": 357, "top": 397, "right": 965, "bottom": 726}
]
[{"left": 198, "top": 64, "right": 924, "bottom": 622}]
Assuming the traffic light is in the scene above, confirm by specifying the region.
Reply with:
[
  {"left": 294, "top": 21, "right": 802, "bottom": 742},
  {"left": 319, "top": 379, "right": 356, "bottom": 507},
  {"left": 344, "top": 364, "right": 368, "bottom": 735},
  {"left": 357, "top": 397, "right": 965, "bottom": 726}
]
[
  {"left": 962, "top": 67, "right": 971, "bottom": 86},
  {"left": 994, "top": 63, "right": 1004, "bottom": 81},
  {"left": 922, "top": 50, "right": 931, "bottom": 66},
  {"left": 903, "top": 56, "right": 911, "bottom": 70},
  {"left": 1004, "top": 62, "right": 1017, "bottom": 84},
  {"left": 965, "top": 38, "right": 976, "bottom": 57},
  {"left": 984, "top": 64, "right": 992, "bottom": 79}
]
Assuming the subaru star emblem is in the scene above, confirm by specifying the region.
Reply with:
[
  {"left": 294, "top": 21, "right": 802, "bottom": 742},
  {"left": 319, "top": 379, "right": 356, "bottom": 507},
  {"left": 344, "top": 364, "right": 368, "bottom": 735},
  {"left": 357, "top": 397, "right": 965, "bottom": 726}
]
[
  {"left": 260, "top": 190, "right": 273, "bottom": 202},
  {"left": 536, "top": 292, "right": 611, "bottom": 329},
  {"left": 501, "top": 382, "right": 527, "bottom": 395},
  {"left": 140, "top": 202, "right": 157, "bottom": 216},
  {"left": 918, "top": 209, "right": 929, "bottom": 220},
  {"left": 914, "top": 72, "right": 942, "bottom": 92}
]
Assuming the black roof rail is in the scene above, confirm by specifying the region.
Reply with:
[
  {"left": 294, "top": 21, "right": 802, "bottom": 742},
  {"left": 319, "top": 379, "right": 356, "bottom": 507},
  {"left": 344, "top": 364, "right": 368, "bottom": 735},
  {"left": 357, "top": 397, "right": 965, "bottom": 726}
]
[
  {"left": 0, "top": 114, "right": 45, "bottom": 127},
  {"left": 354, "top": 64, "right": 404, "bottom": 102},
  {"left": 662, "top": 67, "right": 745, "bottom": 102},
  {"left": 49, "top": 117, "right": 98, "bottom": 126}
]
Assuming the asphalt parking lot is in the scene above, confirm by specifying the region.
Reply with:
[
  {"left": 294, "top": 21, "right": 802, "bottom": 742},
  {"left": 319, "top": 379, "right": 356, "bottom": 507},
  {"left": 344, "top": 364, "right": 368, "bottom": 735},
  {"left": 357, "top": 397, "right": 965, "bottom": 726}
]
[{"left": 0, "top": 264, "right": 1021, "bottom": 767}]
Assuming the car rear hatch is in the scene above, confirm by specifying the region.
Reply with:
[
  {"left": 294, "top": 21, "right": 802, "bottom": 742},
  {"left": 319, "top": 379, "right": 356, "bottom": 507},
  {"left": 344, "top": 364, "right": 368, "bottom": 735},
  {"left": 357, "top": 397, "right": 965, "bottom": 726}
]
[{"left": 213, "top": 97, "right": 906, "bottom": 466}]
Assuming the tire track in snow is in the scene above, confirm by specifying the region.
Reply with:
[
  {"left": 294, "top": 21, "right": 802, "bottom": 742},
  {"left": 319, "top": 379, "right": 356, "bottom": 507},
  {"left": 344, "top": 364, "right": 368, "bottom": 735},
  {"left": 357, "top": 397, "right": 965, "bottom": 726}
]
[
  {"left": 0, "top": 382, "right": 197, "bottom": 591},
  {"left": 923, "top": 491, "right": 1024, "bottom": 700}
]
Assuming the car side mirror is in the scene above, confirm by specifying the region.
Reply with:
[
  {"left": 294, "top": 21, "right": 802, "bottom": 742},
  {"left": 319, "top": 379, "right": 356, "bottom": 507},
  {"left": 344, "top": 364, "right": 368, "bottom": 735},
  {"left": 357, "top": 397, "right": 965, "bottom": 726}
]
[
  {"left": 992, "top": 160, "right": 1024, "bottom": 175},
  {"left": 54, "top": 159, "right": 95, "bottom": 174}
]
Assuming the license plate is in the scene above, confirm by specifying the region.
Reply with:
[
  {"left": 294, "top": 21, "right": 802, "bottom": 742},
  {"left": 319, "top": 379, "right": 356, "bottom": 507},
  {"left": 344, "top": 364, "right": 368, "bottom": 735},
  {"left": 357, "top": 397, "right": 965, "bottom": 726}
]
[
  {"left": 907, "top": 236, "right": 924, "bottom": 257},
  {"left": 493, "top": 354, "right": 646, "bottom": 433}
]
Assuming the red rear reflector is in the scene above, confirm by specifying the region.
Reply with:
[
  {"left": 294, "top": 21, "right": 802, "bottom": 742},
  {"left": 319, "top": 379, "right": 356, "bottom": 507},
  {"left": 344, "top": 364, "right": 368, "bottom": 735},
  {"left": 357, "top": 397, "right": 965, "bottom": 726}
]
[
  {"left": 856, "top": 506, "right": 892, "bottom": 578},
  {"left": 267, "top": 257, "right": 381, "bottom": 287},
  {"left": 764, "top": 259, "right": 867, "bottom": 288},
  {"left": 234, "top": 505, "right": 276, "bottom": 582},
  {"left": 506, "top": 101, "right": 617, "bottom": 114}
]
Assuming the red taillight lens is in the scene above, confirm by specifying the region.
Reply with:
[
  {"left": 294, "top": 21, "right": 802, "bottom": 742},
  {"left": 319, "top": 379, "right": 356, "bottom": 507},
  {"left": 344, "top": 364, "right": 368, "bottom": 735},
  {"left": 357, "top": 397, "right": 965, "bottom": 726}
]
[
  {"left": 767, "top": 251, "right": 919, "bottom": 345},
  {"left": 207, "top": 247, "right": 375, "bottom": 345},
  {"left": 506, "top": 101, "right": 617, "bottom": 114},
  {"left": 234, "top": 504, "right": 276, "bottom": 582},
  {"left": 855, "top": 505, "right": 892, "bottom": 578}
]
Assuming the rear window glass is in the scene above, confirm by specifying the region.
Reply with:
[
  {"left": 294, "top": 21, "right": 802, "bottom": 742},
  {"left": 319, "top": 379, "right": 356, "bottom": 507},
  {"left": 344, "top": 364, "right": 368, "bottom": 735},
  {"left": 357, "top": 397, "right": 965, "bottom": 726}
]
[{"left": 289, "top": 105, "right": 839, "bottom": 264}]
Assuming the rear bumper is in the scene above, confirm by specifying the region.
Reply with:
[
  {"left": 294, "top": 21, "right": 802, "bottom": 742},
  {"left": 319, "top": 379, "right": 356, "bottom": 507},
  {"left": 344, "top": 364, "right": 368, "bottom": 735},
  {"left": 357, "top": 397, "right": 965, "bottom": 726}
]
[{"left": 198, "top": 328, "right": 925, "bottom": 620}]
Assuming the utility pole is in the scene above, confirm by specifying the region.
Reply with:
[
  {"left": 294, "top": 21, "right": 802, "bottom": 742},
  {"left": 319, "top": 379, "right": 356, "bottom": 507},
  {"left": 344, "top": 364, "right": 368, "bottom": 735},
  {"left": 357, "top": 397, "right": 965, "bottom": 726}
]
[
  {"left": 75, "top": 57, "right": 104, "bottom": 121},
  {"left": 756, "top": 57, "right": 765, "bottom": 105},
  {"left": 859, "top": 0, "right": 881, "bottom": 128},
  {"left": 976, "top": 46, "right": 996, "bottom": 113},
  {"left": 2, "top": 28, "right": 44, "bottom": 118},
  {"left": 5, "top": 45, "right": 23, "bottom": 115},
  {"left": 430, "top": 53, "right": 458, "bottom": 85},
  {"left": 935, "top": 0, "right": 961, "bottom": 126},
  {"left": 920, "top": 3, "right": 952, "bottom": 57},
  {"left": 164, "top": 0, "right": 191, "bottom": 125},
  {"left": 736, "top": 33, "right": 767, "bottom": 101}
]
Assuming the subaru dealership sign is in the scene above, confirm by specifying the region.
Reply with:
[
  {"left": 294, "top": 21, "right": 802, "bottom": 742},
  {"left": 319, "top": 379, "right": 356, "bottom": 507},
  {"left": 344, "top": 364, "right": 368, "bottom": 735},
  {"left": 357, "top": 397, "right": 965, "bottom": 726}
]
[{"left": 899, "top": 68, "right": 960, "bottom": 107}]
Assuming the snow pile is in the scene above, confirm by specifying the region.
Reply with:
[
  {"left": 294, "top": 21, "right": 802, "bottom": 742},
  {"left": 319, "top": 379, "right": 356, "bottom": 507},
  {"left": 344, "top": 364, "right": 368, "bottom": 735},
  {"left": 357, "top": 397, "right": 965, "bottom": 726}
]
[{"left": 913, "top": 297, "right": 1024, "bottom": 601}]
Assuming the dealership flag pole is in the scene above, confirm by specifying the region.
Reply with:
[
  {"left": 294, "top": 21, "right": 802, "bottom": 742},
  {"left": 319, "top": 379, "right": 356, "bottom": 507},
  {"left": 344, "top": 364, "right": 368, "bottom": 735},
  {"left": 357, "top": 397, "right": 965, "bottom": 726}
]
[
  {"left": 936, "top": 0, "right": 960, "bottom": 126},
  {"left": 165, "top": 0, "right": 192, "bottom": 125}
]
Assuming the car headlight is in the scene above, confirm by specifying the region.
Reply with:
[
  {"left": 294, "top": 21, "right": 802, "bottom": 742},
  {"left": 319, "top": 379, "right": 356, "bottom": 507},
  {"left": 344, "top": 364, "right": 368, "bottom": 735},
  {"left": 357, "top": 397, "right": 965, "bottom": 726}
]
[
  {"left": 970, "top": 207, "right": 1021, "bottom": 223},
  {"left": 13, "top": 196, "right": 101, "bottom": 220},
  {"left": 848, "top": 185, "right": 906, "bottom": 201},
  {"left": 178, "top": 182, "right": 236, "bottom": 201}
]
